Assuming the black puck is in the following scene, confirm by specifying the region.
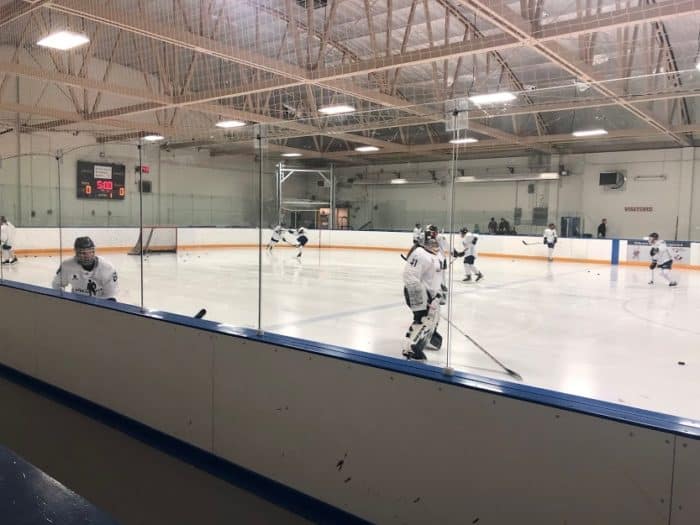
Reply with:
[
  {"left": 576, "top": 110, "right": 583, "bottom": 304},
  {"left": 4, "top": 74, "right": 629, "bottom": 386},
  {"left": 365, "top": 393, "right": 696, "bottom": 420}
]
[{"left": 678, "top": 361, "right": 686, "bottom": 366}]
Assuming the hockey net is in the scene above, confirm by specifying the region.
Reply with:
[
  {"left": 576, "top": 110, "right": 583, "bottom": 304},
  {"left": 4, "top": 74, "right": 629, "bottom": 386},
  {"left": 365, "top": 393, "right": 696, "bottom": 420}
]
[{"left": 128, "top": 226, "right": 178, "bottom": 255}]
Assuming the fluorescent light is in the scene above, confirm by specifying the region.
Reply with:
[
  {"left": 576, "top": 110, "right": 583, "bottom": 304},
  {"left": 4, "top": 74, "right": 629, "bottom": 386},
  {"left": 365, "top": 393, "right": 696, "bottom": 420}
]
[
  {"left": 468, "top": 92, "right": 516, "bottom": 105},
  {"left": 572, "top": 129, "right": 608, "bottom": 138},
  {"left": 456, "top": 176, "right": 477, "bottom": 182},
  {"left": 355, "top": 146, "right": 380, "bottom": 152},
  {"left": 215, "top": 120, "right": 246, "bottom": 128},
  {"left": 37, "top": 30, "right": 90, "bottom": 50},
  {"left": 142, "top": 134, "right": 164, "bottom": 142},
  {"left": 539, "top": 172, "right": 560, "bottom": 179},
  {"left": 696, "top": 63, "right": 700, "bottom": 71},
  {"left": 449, "top": 137, "right": 479, "bottom": 145},
  {"left": 390, "top": 178, "right": 407, "bottom": 184},
  {"left": 318, "top": 104, "right": 356, "bottom": 115},
  {"left": 281, "top": 153, "right": 303, "bottom": 158}
]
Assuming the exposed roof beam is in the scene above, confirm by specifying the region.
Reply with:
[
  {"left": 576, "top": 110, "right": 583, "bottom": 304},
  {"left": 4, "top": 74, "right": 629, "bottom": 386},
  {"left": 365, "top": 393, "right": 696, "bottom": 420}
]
[
  {"left": 0, "top": 0, "right": 48, "bottom": 29},
  {"left": 457, "top": 0, "right": 692, "bottom": 146}
]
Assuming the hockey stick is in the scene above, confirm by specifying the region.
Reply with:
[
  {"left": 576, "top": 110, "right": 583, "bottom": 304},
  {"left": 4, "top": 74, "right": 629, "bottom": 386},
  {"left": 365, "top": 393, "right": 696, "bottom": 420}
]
[
  {"left": 194, "top": 308, "right": 207, "bottom": 319},
  {"left": 440, "top": 314, "right": 522, "bottom": 381},
  {"left": 521, "top": 240, "right": 540, "bottom": 246},
  {"left": 649, "top": 267, "right": 654, "bottom": 285}
]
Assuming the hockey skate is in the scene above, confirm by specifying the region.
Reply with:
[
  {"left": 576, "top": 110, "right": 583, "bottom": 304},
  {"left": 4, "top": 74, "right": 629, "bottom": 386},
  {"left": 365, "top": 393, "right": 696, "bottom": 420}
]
[
  {"left": 462, "top": 275, "right": 471, "bottom": 282},
  {"left": 669, "top": 281, "right": 678, "bottom": 287},
  {"left": 475, "top": 272, "right": 483, "bottom": 282}
]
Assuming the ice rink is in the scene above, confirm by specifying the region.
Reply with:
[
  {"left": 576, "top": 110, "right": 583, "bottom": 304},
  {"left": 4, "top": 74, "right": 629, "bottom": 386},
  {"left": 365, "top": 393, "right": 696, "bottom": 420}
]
[{"left": 4, "top": 246, "right": 699, "bottom": 421}]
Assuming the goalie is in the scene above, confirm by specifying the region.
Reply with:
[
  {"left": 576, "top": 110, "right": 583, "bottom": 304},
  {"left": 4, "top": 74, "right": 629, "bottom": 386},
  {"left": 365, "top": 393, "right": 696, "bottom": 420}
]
[{"left": 401, "top": 226, "right": 443, "bottom": 360}]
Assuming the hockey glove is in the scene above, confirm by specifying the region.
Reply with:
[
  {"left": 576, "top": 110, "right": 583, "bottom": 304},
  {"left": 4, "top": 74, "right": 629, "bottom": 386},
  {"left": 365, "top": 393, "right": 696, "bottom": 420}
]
[
  {"left": 649, "top": 261, "right": 657, "bottom": 270},
  {"left": 543, "top": 238, "right": 547, "bottom": 245},
  {"left": 472, "top": 237, "right": 478, "bottom": 245},
  {"left": 1, "top": 243, "right": 10, "bottom": 250},
  {"left": 650, "top": 247, "right": 659, "bottom": 256},
  {"left": 452, "top": 249, "right": 464, "bottom": 258}
]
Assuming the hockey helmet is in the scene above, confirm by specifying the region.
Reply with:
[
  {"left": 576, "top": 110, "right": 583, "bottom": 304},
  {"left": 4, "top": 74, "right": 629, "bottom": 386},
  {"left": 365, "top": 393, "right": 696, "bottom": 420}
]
[
  {"left": 460, "top": 227, "right": 468, "bottom": 235},
  {"left": 74, "top": 236, "right": 96, "bottom": 267},
  {"left": 298, "top": 227, "right": 306, "bottom": 234},
  {"left": 647, "top": 232, "right": 659, "bottom": 244}
]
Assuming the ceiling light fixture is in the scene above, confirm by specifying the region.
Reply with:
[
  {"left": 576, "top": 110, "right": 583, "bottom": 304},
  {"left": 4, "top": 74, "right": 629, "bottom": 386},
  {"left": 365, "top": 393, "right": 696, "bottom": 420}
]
[
  {"left": 355, "top": 146, "right": 380, "bottom": 152},
  {"left": 390, "top": 176, "right": 407, "bottom": 184},
  {"left": 37, "top": 30, "right": 90, "bottom": 50},
  {"left": 468, "top": 92, "right": 516, "bottom": 105},
  {"left": 572, "top": 129, "right": 608, "bottom": 138},
  {"left": 142, "top": 134, "right": 164, "bottom": 142},
  {"left": 215, "top": 120, "right": 246, "bottom": 128},
  {"left": 281, "top": 152, "right": 303, "bottom": 157},
  {"left": 449, "top": 137, "right": 479, "bottom": 145},
  {"left": 318, "top": 104, "right": 356, "bottom": 115},
  {"left": 696, "top": 63, "right": 700, "bottom": 72}
]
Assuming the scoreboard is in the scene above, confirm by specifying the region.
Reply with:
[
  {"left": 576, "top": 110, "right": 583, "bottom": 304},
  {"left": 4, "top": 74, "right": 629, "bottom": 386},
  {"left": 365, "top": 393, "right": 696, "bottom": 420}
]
[{"left": 77, "top": 161, "right": 126, "bottom": 200}]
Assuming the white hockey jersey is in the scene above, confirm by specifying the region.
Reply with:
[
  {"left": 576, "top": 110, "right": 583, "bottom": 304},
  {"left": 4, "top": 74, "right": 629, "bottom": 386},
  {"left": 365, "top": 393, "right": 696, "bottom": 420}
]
[
  {"left": 650, "top": 240, "right": 673, "bottom": 265},
  {"left": 52, "top": 257, "right": 119, "bottom": 300},
  {"left": 270, "top": 225, "right": 284, "bottom": 242},
  {"left": 412, "top": 227, "right": 422, "bottom": 243},
  {"left": 462, "top": 232, "right": 478, "bottom": 257},
  {"left": 544, "top": 228, "right": 557, "bottom": 243},
  {"left": 437, "top": 234, "right": 449, "bottom": 257},
  {"left": 0, "top": 221, "right": 16, "bottom": 247},
  {"left": 403, "top": 246, "right": 440, "bottom": 294}
]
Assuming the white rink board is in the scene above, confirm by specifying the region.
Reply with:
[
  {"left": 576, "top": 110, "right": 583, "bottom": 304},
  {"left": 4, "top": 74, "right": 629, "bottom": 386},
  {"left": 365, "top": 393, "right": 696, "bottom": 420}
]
[
  {"left": 9, "top": 227, "right": 700, "bottom": 266},
  {"left": 0, "top": 284, "right": 697, "bottom": 524}
]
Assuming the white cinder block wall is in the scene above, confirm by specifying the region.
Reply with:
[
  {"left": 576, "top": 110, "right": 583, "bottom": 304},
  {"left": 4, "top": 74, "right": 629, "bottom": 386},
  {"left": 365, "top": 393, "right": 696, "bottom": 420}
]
[{"left": 334, "top": 148, "right": 700, "bottom": 240}]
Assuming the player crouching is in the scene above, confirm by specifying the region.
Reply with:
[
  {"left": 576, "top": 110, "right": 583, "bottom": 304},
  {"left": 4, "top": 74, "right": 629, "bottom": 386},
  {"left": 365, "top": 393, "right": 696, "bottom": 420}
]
[
  {"left": 401, "top": 228, "right": 443, "bottom": 360},
  {"left": 648, "top": 232, "right": 678, "bottom": 287}
]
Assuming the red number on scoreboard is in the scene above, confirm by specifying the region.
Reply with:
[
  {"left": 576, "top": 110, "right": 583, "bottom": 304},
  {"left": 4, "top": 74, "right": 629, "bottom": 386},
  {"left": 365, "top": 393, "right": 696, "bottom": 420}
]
[
  {"left": 96, "top": 180, "right": 113, "bottom": 191},
  {"left": 119, "top": 187, "right": 125, "bottom": 197},
  {"left": 85, "top": 184, "right": 92, "bottom": 195}
]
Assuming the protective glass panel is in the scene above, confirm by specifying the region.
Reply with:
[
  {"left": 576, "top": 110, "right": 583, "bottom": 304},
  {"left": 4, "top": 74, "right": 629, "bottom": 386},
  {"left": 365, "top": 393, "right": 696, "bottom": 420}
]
[
  {"left": 0, "top": 144, "right": 59, "bottom": 290},
  {"left": 53, "top": 142, "right": 139, "bottom": 307},
  {"left": 139, "top": 134, "right": 262, "bottom": 327}
]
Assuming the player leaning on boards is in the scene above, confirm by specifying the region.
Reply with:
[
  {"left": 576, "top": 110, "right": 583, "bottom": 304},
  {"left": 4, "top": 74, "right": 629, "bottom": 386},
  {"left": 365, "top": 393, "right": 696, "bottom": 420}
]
[
  {"left": 52, "top": 237, "right": 119, "bottom": 300},
  {"left": 647, "top": 232, "right": 678, "bottom": 287},
  {"left": 401, "top": 226, "right": 443, "bottom": 361},
  {"left": 543, "top": 223, "right": 557, "bottom": 262},
  {"left": 0, "top": 216, "right": 18, "bottom": 264},
  {"left": 453, "top": 227, "right": 483, "bottom": 282}
]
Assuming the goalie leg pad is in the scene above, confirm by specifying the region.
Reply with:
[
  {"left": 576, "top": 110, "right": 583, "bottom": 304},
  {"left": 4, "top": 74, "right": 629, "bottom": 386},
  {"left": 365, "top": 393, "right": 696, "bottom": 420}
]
[{"left": 404, "top": 282, "right": 428, "bottom": 312}]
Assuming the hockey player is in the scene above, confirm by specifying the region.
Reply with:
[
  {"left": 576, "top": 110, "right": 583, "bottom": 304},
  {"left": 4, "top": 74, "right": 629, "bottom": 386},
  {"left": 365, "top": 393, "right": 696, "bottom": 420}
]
[
  {"left": 543, "top": 223, "right": 557, "bottom": 261},
  {"left": 455, "top": 227, "right": 483, "bottom": 282},
  {"left": 293, "top": 227, "right": 309, "bottom": 258},
  {"left": 412, "top": 223, "right": 422, "bottom": 245},
  {"left": 0, "top": 216, "right": 17, "bottom": 264},
  {"left": 436, "top": 229, "right": 450, "bottom": 303},
  {"left": 267, "top": 223, "right": 285, "bottom": 252},
  {"left": 648, "top": 232, "right": 678, "bottom": 287},
  {"left": 52, "top": 237, "right": 119, "bottom": 300},
  {"left": 402, "top": 228, "right": 443, "bottom": 360}
]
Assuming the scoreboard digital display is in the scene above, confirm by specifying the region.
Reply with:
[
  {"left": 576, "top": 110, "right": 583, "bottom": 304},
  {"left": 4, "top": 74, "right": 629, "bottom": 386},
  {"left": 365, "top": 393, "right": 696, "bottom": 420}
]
[{"left": 77, "top": 161, "right": 126, "bottom": 200}]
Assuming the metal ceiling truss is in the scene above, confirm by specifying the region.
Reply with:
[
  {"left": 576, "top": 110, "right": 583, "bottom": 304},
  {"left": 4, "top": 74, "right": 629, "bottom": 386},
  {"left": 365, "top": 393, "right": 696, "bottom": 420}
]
[{"left": 0, "top": 0, "right": 698, "bottom": 159}]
